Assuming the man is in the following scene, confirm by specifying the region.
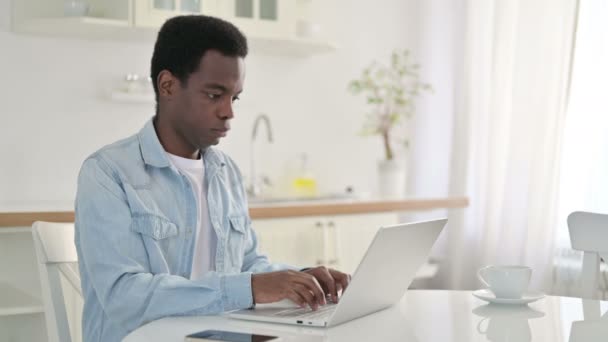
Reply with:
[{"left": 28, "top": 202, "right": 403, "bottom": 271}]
[{"left": 74, "top": 15, "right": 350, "bottom": 342}]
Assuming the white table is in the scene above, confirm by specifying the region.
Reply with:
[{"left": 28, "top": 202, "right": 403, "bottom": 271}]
[{"left": 124, "top": 290, "right": 608, "bottom": 342}]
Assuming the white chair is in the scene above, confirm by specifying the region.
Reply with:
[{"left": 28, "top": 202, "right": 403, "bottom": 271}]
[
  {"left": 32, "top": 221, "right": 82, "bottom": 342},
  {"left": 567, "top": 211, "right": 608, "bottom": 299}
]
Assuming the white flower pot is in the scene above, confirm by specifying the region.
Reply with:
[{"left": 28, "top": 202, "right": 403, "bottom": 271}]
[{"left": 378, "top": 159, "right": 406, "bottom": 199}]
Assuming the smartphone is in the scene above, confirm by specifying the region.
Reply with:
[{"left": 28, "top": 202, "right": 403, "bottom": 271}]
[{"left": 185, "top": 329, "right": 279, "bottom": 342}]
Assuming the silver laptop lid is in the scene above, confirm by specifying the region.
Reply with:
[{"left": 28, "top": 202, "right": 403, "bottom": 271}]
[{"left": 328, "top": 218, "right": 447, "bottom": 326}]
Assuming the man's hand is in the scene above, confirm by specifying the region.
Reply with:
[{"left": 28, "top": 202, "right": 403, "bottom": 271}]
[
  {"left": 302, "top": 266, "right": 351, "bottom": 304},
  {"left": 251, "top": 270, "right": 327, "bottom": 310}
]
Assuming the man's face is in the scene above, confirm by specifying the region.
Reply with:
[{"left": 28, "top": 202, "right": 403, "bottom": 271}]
[{"left": 169, "top": 50, "right": 245, "bottom": 150}]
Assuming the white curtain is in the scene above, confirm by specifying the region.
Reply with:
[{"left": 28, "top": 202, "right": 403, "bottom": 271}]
[
  {"left": 439, "top": 0, "right": 579, "bottom": 292},
  {"left": 552, "top": 0, "right": 608, "bottom": 299}
]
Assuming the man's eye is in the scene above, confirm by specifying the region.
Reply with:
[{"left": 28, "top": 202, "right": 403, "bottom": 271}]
[
  {"left": 232, "top": 96, "right": 240, "bottom": 103},
  {"left": 206, "top": 93, "right": 221, "bottom": 100}
]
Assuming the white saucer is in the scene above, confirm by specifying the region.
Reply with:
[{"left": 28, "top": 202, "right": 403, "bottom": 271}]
[{"left": 472, "top": 289, "right": 545, "bottom": 305}]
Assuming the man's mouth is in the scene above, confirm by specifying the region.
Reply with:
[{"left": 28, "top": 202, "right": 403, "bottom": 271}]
[{"left": 212, "top": 128, "right": 229, "bottom": 137}]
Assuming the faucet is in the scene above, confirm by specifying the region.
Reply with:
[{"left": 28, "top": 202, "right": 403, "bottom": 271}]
[{"left": 247, "top": 113, "right": 273, "bottom": 198}]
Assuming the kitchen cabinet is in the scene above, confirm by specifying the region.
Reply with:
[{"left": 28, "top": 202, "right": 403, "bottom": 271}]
[
  {"left": 217, "top": 0, "right": 296, "bottom": 39},
  {"left": 10, "top": 0, "right": 140, "bottom": 41},
  {"left": 11, "top": 0, "right": 336, "bottom": 56},
  {"left": 133, "top": 0, "right": 220, "bottom": 28},
  {"left": 133, "top": 0, "right": 296, "bottom": 37},
  {"left": 253, "top": 213, "right": 399, "bottom": 274}
]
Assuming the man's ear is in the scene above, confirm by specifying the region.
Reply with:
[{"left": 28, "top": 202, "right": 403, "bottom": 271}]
[{"left": 157, "top": 70, "right": 178, "bottom": 98}]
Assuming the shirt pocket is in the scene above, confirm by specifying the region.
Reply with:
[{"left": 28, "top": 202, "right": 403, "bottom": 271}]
[
  {"left": 227, "top": 215, "right": 248, "bottom": 270},
  {"left": 130, "top": 214, "right": 180, "bottom": 273},
  {"left": 131, "top": 214, "right": 179, "bottom": 240}
]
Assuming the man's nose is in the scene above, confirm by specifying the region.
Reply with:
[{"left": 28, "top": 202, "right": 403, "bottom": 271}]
[{"left": 220, "top": 100, "right": 235, "bottom": 119}]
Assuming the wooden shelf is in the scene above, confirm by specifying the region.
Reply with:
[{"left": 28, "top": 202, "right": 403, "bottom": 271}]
[
  {"left": 0, "top": 197, "right": 469, "bottom": 227},
  {"left": 0, "top": 283, "right": 43, "bottom": 317}
]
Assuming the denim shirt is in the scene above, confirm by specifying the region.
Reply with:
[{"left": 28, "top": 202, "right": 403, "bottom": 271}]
[{"left": 75, "top": 118, "right": 296, "bottom": 342}]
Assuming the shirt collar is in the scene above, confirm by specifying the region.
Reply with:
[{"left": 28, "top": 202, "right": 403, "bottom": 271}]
[
  {"left": 138, "top": 118, "right": 171, "bottom": 168},
  {"left": 138, "top": 117, "right": 226, "bottom": 170}
]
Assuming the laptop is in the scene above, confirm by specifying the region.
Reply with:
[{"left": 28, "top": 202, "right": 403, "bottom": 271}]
[{"left": 229, "top": 218, "right": 447, "bottom": 327}]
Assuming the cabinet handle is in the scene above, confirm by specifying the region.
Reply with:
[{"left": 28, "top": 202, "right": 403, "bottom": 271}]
[
  {"left": 314, "top": 221, "right": 325, "bottom": 266},
  {"left": 327, "top": 221, "right": 340, "bottom": 268},
  {"left": 316, "top": 221, "right": 337, "bottom": 267}
]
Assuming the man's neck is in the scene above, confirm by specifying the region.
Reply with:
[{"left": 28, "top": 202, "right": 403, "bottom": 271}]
[{"left": 153, "top": 115, "right": 202, "bottom": 160}]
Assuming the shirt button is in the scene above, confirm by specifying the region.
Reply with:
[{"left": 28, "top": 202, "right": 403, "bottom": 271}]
[{"left": 187, "top": 228, "right": 193, "bottom": 234}]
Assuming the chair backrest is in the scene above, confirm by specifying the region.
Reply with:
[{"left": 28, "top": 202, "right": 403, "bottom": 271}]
[
  {"left": 32, "top": 221, "right": 81, "bottom": 342},
  {"left": 567, "top": 211, "right": 608, "bottom": 299}
]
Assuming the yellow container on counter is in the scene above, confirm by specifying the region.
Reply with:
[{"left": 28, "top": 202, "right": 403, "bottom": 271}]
[
  {"left": 291, "top": 153, "right": 317, "bottom": 198},
  {"left": 292, "top": 177, "right": 318, "bottom": 197}
]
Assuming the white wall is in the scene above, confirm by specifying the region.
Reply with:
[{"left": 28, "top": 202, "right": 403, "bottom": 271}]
[{"left": 0, "top": 0, "right": 455, "bottom": 208}]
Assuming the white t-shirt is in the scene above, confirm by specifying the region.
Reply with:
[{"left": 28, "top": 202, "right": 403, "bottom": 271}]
[{"left": 166, "top": 152, "right": 216, "bottom": 280}]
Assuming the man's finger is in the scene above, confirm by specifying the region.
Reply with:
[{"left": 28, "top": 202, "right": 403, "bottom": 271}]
[
  {"left": 340, "top": 273, "right": 350, "bottom": 292},
  {"left": 337, "top": 270, "right": 351, "bottom": 289},
  {"left": 293, "top": 284, "right": 317, "bottom": 310},
  {"left": 292, "top": 272, "right": 326, "bottom": 305},
  {"left": 288, "top": 289, "right": 307, "bottom": 308},
  {"left": 335, "top": 282, "right": 343, "bottom": 296},
  {"left": 331, "top": 270, "right": 351, "bottom": 298},
  {"left": 312, "top": 267, "right": 337, "bottom": 304}
]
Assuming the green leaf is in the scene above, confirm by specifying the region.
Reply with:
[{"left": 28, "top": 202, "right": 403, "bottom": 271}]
[
  {"left": 348, "top": 47, "right": 432, "bottom": 139},
  {"left": 389, "top": 113, "right": 401, "bottom": 124},
  {"left": 347, "top": 81, "right": 358, "bottom": 93}
]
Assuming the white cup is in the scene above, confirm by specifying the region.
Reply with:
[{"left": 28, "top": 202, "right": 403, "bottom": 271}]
[{"left": 477, "top": 265, "right": 531, "bottom": 299}]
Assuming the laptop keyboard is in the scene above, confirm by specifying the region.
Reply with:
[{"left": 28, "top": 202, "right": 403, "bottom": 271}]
[{"left": 272, "top": 304, "right": 337, "bottom": 320}]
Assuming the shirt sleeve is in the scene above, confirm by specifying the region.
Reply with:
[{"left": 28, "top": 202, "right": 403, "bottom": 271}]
[{"left": 75, "top": 157, "right": 253, "bottom": 333}]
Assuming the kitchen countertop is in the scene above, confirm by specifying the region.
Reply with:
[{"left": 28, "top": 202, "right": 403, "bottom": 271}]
[{"left": 0, "top": 197, "right": 468, "bottom": 227}]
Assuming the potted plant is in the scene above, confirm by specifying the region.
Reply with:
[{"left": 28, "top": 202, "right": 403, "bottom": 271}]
[{"left": 348, "top": 49, "right": 431, "bottom": 197}]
